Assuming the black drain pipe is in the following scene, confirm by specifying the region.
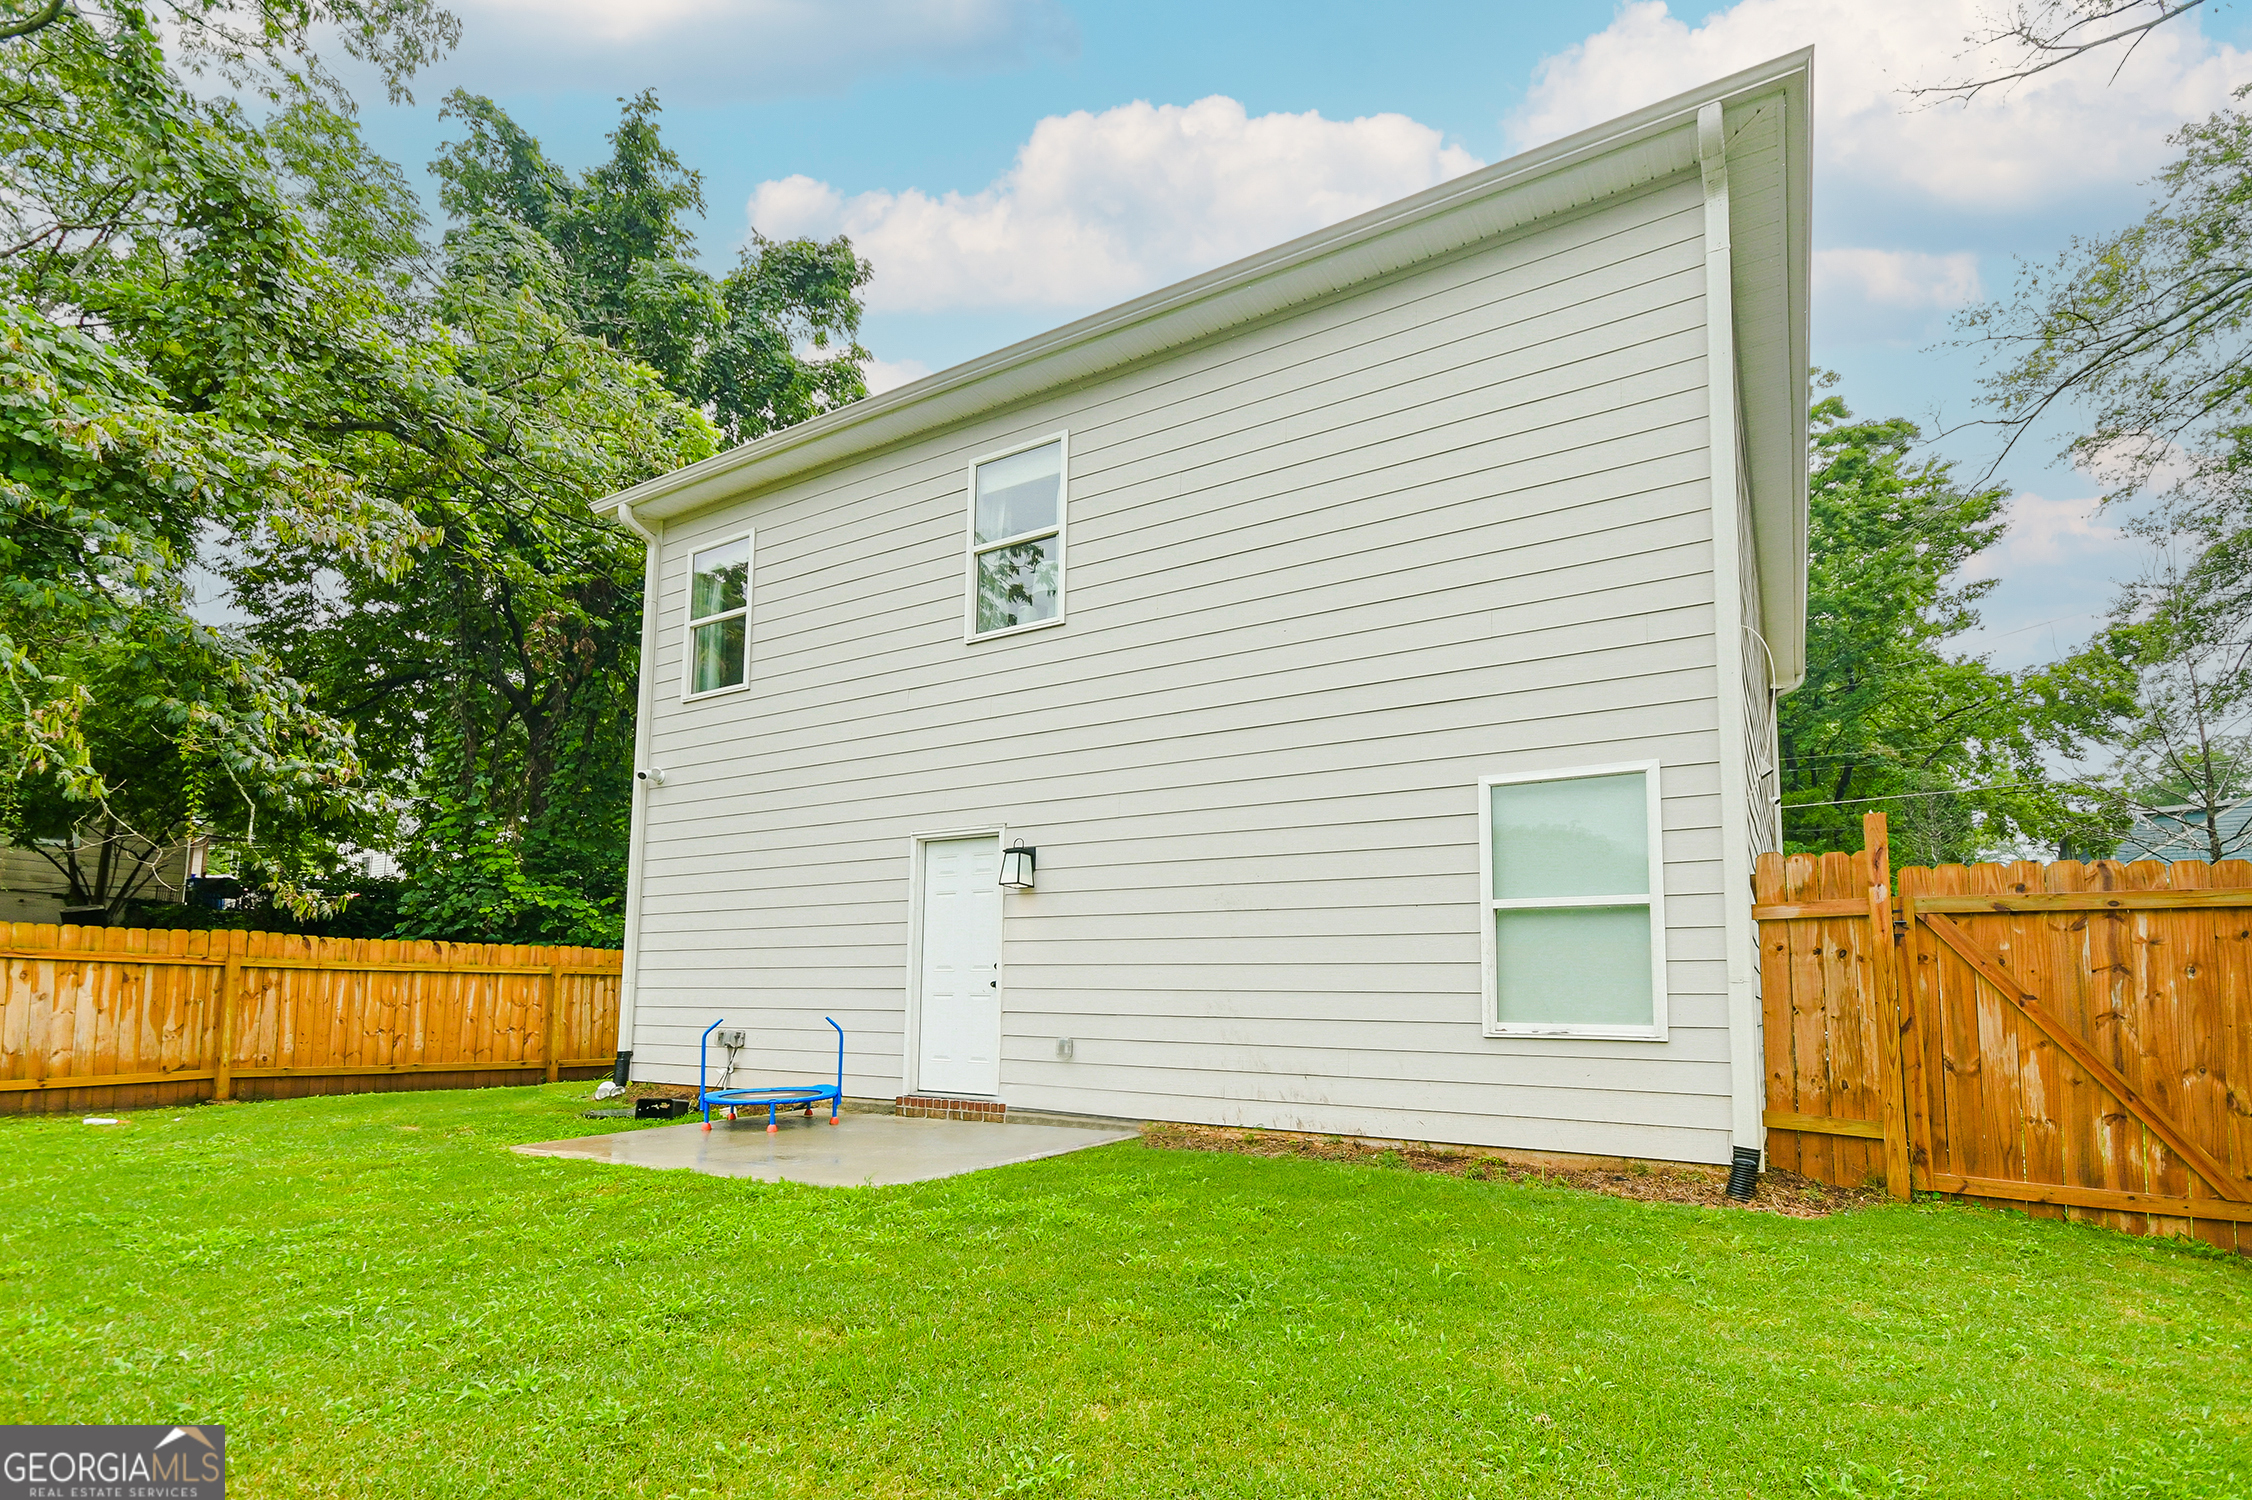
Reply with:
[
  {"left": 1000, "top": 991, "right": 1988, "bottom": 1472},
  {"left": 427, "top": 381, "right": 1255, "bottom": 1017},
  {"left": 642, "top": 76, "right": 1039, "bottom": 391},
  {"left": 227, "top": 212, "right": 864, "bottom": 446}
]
[
  {"left": 1726, "top": 1146, "right": 1760, "bottom": 1201},
  {"left": 611, "top": 1050, "right": 634, "bottom": 1088}
]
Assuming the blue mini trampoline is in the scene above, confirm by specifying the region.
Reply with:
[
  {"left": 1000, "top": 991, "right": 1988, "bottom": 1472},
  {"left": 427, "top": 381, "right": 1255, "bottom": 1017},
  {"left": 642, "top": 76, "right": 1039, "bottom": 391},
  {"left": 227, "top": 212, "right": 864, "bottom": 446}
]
[{"left": 697, "top": 1016, "right": 844, "bottom": 1133}]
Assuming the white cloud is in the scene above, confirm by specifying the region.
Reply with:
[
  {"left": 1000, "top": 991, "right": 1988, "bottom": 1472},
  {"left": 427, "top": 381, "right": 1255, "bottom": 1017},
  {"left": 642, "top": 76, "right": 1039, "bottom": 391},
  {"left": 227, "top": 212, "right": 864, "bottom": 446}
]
[
  {"left": 1811, "top": 247, "right": 1982, "bottom": 341},
  {"left": 862, "top": 356, "right": 931, "bottom": 394},
  {"left": 436, "top": 0, "right": 1077, "bottom": 100},
  {"left": 1964, "top": 491, "right": 2124, "bottom": 579},
  {"left": 1815, "top": 248, "right": 1981, "bottom": 310},
  {"left": 1954, "top": 491, "right": 2136, "bottom": 666},
  {"left": 465, "top": 0, "right": 745, "bottom": 47},
  {"left": 749, "top": 96, "right": 1483, "bottom": 314},
  {"left": 2075, "top": 435, "right": 2202, "bottom": 497},
  {"left": 1510, "top": 0, "right": 2251, "bottom": 209}
]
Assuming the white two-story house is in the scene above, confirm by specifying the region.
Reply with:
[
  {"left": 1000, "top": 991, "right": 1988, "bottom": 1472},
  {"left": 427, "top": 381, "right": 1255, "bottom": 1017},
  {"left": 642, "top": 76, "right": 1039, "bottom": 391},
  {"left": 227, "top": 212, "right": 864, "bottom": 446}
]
[{"left": 596, "top": 53, "right": 1810, "bottom": 1169}]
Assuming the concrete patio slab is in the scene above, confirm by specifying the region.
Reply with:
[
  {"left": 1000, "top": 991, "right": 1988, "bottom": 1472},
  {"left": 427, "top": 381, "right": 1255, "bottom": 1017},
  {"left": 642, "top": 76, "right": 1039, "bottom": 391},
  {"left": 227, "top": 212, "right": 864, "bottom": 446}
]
[{"left": 511, "top": 1111, "right": 1138, "bottom": 1187}]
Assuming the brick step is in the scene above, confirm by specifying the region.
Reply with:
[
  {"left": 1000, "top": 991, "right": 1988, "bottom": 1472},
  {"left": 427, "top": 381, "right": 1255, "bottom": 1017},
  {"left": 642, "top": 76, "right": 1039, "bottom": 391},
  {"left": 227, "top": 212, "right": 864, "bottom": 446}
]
[{"left": 895, "top": 1094, "right": 1006, "bottom": 1122}]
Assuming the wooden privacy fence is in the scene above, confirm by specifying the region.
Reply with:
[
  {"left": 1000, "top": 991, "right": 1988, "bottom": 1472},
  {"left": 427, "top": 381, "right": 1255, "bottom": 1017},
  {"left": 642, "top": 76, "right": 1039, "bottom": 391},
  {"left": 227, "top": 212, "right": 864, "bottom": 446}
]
[
  {"left": 1757, "top": 813, "right": 2252, "bottom": 1255},
  {"left": 0, "top": 924, "right": 622, "bottom": 1115}
]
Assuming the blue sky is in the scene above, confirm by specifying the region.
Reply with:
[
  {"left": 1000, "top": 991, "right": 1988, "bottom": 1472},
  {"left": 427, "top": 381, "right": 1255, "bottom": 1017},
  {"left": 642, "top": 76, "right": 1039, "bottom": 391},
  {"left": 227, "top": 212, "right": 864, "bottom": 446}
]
[{"left": 344, "top": 0, "right": 2252, "bottom": 671}]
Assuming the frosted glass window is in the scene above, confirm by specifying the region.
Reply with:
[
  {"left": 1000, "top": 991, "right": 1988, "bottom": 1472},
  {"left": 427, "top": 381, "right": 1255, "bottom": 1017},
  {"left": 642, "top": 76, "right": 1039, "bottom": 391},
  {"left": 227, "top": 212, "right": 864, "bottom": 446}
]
[
  {"left": 1489, "top": 772, "right": 1650, "bottom": 899},
  {"left": 969, "top": 438, "right": 1064, "bottom": 637},
  {"left": 686, "top": 536, "right": 750, "bottom": 695},
  {"left": 1480, "top": 766, "right": 1664, "bottom": 1037},
  {"left": 1493, "top": 907, "right": 1654, "bottom": 1027}
]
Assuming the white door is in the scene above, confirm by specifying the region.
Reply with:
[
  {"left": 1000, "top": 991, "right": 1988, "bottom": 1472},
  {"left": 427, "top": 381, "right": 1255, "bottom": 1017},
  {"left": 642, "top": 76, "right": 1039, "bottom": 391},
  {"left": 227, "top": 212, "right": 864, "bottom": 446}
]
[{"left": 916, "top": 836, "right": 1003, "bottom": 1095}]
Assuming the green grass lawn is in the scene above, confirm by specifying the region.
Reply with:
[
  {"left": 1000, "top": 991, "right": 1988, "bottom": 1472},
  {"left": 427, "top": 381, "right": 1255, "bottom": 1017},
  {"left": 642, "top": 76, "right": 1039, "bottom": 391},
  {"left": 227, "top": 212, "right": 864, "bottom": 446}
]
[{"left": 2, "top": 1085, "right": 2247, "bottom": 1499}]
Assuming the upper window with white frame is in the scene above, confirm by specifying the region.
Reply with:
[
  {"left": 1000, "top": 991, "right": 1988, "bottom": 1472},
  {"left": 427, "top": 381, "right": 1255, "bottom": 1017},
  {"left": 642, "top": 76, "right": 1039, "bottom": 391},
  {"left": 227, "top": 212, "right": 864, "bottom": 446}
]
[
  {"left": 1479, "top": 763, "right": 1667, "bottom": 1040},
  {"left": 685, "top": 535, "right": 750, "bottom": 697},
  {"left": 968, "top": 436, "right": 1065, "bottom": 638}
]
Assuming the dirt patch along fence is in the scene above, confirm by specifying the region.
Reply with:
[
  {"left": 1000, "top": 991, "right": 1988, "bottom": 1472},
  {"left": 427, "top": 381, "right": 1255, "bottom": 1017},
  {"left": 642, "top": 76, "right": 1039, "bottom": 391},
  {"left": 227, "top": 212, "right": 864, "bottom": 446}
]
[
  {"left": 0, "top": 924, "right": 621, "bottom": 1115},
  {"left": 1757, "top": 812, "right": 2252, "bottom": 1254}
]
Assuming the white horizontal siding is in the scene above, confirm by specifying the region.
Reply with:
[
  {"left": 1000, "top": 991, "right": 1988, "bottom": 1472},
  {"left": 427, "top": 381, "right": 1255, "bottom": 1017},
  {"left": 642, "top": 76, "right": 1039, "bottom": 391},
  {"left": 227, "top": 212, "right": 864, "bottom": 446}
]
[
  {"left": 0, "top": 843, "right": 195, "bottom": 914},
  {"left": 630, "top": 171, "right": 1741, "bottom": 1163},
  {"left": 0, "top": 848, "right": 71, "bottom": 923}
]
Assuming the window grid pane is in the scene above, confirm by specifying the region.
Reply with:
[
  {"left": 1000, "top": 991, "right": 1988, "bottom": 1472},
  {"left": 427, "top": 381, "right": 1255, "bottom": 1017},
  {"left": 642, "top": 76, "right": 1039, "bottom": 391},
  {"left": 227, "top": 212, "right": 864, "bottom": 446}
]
[
  {"left": 692, "top": 616, "right": 746, "bottom": 694},
  {"left": 691, "top": 539, "right": 749, "bottom": 621},
  {"left": 1488, "top": 771, "right": 1650, "bottom": 899},
  {"left": 975, "top": 536, "right": 1060, "bottom": 634},
  {"left": 1492, "top": 905, "right": 1654, "bottom": 1028},
  {"left": 974, "top": 442, "right": 1062, "bottom": 545}
]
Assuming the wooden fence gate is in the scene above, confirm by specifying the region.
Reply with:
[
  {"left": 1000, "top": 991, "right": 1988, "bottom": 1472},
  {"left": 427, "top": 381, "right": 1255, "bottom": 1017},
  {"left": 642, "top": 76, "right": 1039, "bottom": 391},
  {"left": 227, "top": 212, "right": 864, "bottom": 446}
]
[{"left": 1756, "top": 814, "right": 2252, "bottom": 1255}]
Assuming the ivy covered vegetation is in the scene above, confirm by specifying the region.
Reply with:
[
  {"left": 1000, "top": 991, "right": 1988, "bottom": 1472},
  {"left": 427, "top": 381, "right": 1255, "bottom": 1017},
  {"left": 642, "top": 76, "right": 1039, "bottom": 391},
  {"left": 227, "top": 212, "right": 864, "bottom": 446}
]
[{"left": 0, "top": 0, "right": 868, "bottom": 942}]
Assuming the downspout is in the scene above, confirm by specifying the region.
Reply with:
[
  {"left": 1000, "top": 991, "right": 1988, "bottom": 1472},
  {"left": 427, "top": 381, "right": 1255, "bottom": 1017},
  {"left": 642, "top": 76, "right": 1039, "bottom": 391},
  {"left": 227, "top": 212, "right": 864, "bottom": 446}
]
[
  {"left": 1697, "top": 101, "right": 1766, "bottom": 1199},
  {"left": 612, "top": 495, "right": 664, "bottom": 1086}
]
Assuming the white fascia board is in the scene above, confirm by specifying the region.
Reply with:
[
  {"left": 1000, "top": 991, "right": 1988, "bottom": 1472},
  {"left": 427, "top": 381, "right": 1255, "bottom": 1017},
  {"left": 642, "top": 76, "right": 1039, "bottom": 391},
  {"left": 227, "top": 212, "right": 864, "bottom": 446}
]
[
  {"left": 596, "top": 49, "right": 1815, "bottom": 547},
  {"left": 1721, "top": 72, "right": 1813, "bottom": 691}
]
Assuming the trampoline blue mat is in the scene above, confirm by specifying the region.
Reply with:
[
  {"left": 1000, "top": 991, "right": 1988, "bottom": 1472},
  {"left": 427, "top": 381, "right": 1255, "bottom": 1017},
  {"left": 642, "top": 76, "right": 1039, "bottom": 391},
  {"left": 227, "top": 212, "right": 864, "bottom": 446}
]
[{"left": 701, "top": 1085, "right": 839, "bottom": 1105}]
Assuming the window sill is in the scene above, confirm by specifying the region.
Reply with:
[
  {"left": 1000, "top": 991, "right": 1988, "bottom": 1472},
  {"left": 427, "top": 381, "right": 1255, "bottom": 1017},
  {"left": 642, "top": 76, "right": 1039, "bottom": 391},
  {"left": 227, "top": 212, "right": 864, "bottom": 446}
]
[
  {"left": 966, "top": 615, "right": 1066, "bottom": 645},
  {"left": 680, "top": 681, "right": 754, "bottom": 705},
  {"left": 1484, "top": 1023, "right": 1669, "bottom": 1043}
]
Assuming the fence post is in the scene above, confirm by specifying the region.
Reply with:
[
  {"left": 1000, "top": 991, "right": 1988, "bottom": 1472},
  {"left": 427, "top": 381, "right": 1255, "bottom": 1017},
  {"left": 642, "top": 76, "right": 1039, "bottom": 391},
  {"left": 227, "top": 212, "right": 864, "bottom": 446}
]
[
  {"left": 1863, "top": 812, "right": 1911, "bottom": 1201},
  {"left": 214, "top": 952, "right": 241, "bottom": 1102},
  {"left": 543, "top": 954, "right": 562, "bottom": 1084}
]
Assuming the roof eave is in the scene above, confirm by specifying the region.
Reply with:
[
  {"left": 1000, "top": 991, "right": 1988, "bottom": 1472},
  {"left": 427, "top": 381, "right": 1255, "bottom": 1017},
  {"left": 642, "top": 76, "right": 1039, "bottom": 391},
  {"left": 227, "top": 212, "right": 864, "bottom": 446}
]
[
  {"left": 1754, "top": 54, "right": 1812, "bottom": 691},
  {"left": 597, "top": 50, "right": 1820, "bottom": 530}
]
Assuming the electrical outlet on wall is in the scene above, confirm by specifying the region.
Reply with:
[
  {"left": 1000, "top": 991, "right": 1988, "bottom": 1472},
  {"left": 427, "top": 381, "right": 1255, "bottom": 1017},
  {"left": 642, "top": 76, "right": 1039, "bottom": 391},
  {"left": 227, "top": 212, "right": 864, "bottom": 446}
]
[{"left": 715, "top": 1029, "right": 748, "bottom": 1050}]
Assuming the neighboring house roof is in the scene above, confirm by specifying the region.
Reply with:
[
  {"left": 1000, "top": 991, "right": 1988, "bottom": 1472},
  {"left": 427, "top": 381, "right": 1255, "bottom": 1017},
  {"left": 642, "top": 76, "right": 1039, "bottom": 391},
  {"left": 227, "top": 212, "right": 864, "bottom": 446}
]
[
  {"left": 2115, "top": 803, "right": 2252, "bottom": 863},
  {"left": 595, "top": 51, "right": 1814, "bottom": 686}
]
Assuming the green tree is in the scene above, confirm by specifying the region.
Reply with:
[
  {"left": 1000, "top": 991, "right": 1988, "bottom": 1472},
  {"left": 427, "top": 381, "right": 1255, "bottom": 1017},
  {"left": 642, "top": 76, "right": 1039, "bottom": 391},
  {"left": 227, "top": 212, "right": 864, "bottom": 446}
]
[
  {"left": 0, "top": 15, "right": 885, "bottom": 944},
  {"left": 0, "top": 0, "right": 742, "bottom": 941},
  {"left": 1969, "top": 93, "right": 2252, "bottom": 862},
  {"left": 429, "top": 89, "right": 874, "bottom": 442},
  {"left": 226, "top": 199, "right": 722, "bottom": 944},
  {"left": 0, "top": 1, "right": 449, "bottom": 913},
  {"left": 2083, "top": 554, "right": 2252, "bottom": 861},
  {"left": 220, "top": 91, "right": 874, "bottom": 944},
  {"left": 0, "top": 304, "right": 400, "bottom": 914},
  {"left": 1969, "top": 97, "right": 2252, "bottom": 531},
  {"left": 7, "top": 629, "right": 376, "bottom": 921},
  {"left": 1780, "top": 388, "right": 2128, "bottom": 866}
]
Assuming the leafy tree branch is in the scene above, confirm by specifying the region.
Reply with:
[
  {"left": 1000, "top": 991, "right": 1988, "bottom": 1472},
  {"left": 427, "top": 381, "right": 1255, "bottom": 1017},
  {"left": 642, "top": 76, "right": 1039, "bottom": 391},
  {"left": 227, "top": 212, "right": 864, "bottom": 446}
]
[{"left": 1915, "top": 1, "right": 2208, "bottom": 103}]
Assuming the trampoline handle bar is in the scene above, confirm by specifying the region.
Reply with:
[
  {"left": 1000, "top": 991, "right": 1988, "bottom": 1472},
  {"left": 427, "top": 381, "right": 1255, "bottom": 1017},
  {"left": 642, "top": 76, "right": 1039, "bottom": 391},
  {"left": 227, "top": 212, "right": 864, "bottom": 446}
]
[
  {"left": 700, "top": 1017, "right": 722, "bottom": 1123},
  {"left": 826, "top": 1016, "right": 843, "bottom": 1115}
]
